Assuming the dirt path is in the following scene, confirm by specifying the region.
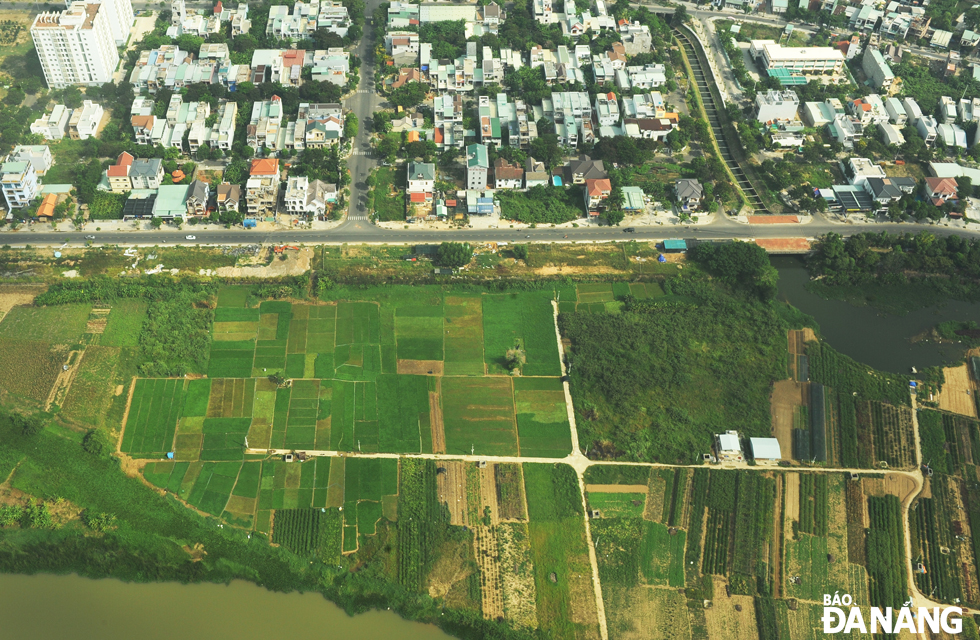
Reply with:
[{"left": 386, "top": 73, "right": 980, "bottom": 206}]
[
  {"left": 430, "top": 379, "right": 446, "bottom": 454},
  {"left": 45, "top": 348, "right": 85, "bottom": 411},
  {"left": 784, "top": 473, "right": 800, "bottom": 523},
  {"left": 585, "top": 484, "right": 649, "bottom": 493},
  {"left": 771, "top": 380, "right": 806, "bottom": 459},
  {"left": 117, "top": 378, "right": 138, "bottom": 452},
  {"left": 437, "top": 461, "right": 468, "bottom": 526}
]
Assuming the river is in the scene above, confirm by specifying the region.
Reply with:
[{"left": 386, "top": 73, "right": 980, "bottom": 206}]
[
  {"left": 773, "top": 256, "right": 980, "bottom": 374},
  {"left": 0, "top": 573, "right": 452, "bottom": 640}
]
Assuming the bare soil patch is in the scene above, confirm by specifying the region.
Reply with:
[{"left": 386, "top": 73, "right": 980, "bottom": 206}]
[
  {"left": 772, "top": 380, "right": 807, "bottom": 460},
  {"left": 437, "top": 461, "right": 469, "bottom": 526},
  {"left": 0, "top": 289, "right": 39, "bottom": 322},
  {"left": 535, "top": 265, "right": 624, "bottom": 276},
  {"left": 936, "top": 364, "right": 978, "bottom": 418},
  {"left": 474, "top": 524, "right": 504, "bottom": 620},
  {"left": 430, "top": 383, "right": 446, "bottom": 454},
  {"left": 644, "top": 472, "right": 666, "bottom": 523},
  {"left": 784, "top": 473, "right": 800, "bottom": 523},
  {"left": 704, "top": 577, "right": 760, "bottom": 640},
  {"left": 397, "top": 359, "right": 444, "bottom": 376},
  {"left": 215, "top": 247, "right": 312, "bottom": 278}
]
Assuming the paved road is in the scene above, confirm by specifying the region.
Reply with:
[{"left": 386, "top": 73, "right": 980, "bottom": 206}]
[{"left": 4, "top": 216, "right": 977, "bottom": 246}]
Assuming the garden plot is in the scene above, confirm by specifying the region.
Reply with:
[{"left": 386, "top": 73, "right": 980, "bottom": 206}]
[
  {"left": 205, "top": 378, "right": 255, "bottom": 418},
  {"left": 442, "top": 377, "right": 518, "bottom": 456},
  {"left": 185, "top": 461, "right": 241, "bottom": 516},
  {"left": 575, "top": 283, "right": 624, "bottom": 314},
  {"left": 60, "top": 345, "right": 121, "bottom": 428},
  {"left": 120, "top": 378, "right": 184, "bottom": 457},
  {"left": 513, "top": 377, "right": 572, "bottom": 458},
  {"left": 100, "top": 299, "right": 147, "bottom": 347},
  {"left": 0, "top": 303, "right": 91, "bottom": 344},
  {"left": 0, "top": 340, "right": 68, "bottom": 403},
  {"left": 258, "top": 456, "right": 332, "bottom": 513},
  {"left": 341, "top": 457, "right": 398, "bottom": 551}
]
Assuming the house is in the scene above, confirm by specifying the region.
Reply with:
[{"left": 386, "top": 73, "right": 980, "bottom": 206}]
[
  {"left": 386, "top": 31, "right": 419, "bottom": 57},
  {"left": 129, "top": 158, "right": 164, "bottom": 190},
  {"left": 863, "top": 176, "right": 916, "bottom": 203},
  {"left": 828, "top": 115, "right": 862, "bottom": 150},
  {"left": 801, "top": 98, "right": 844, "bottom": 127},
  {"left": 923, "top": 176, "right": 958, "bottom": 205},
  {"left": 880, "top": 123, "right": 905, "bottom": 146},
  {"left": 675, "top": 178, "right": 703, "bottom": 210},
  {"left": 284, "top": 176, "right": 331, "bottom": 218},
  {"left": 749, "top": 438, "right": 782, "bottom": 464},
  {"left": 152, "top": 185, "right": 190, "bottom": 220},
  {"left": 755, "top": 90, "right": 800, "bottom": 123},
  {"left": 0, "top": 160, "right": 38, "bottom": 209},
  {"left": 106, "top": 152, "right": 134, "bottom": 193},
  {"left": 216, "top": 182, "right": 241, "bottom": 212},
  {"left": 848, "top": 95, "right": 889, "bottom": 126},
  {"left": 67, "top": 101, "right": 104, "bottom": 140},
  {"left": 185, "top": 179, "right": 209, "bottom": 216},
  {"left": 715, "top": 430, "right": 743, "bottom": 462},
  {"left": 30, "top": 104, "right": 71, "bottom": 140},
  {"left": 959, "top": 98, "right": 980, "bottom": 124},
  {"left": 847, "top": 158, "right": 887, "bottom": 187},
  {"left": 916, "top": 116, "right": 939, "bottom": 147},
  {"left": 11, "top": 146, "right": 52, "bottom": 176},
  {"left": 130, "top": 115, "right": 157, "bottom": 145},
  {"left": 940, "top": 96, "right": 957, "bottom": 123},
  {"left": 593, "top": 92, "right": 620, "bottom": 127},
  {"left": 466, "top": 143, "right": 489, "bottom": 190},
  {"left": 388, "top": 67, "right": 422, "bottom": 90},
  {"left": 247, "top": 96, "right": 284, "bottom": 151},
  {"left": 902, "top": 97, "right": 923, "bottom": 123},
  {"left": 35, "top": 193, "right": 58, "bottom": 221},
  {"left": 884, "top": 97, "right": 907, "bottom": 126},
  {"left": 565, "top": 156, "right": 607, "bottom": 184},
  {"left": 407, "top": 161, "right": 435, "bottom": 196},
  {"left": 525, "top": 157, "right": 549, "bottom": 188},
  {"left": 246, "top": 158, "right": 281, "bottom": 218},
  {"left": 937, "top": 123, "right": 968, "bottom": 149},
  {"left": 621, "top": 186, "right": 644, "bottom": 210},
  {"left": 493, "top": 158, "right": 523, "bottom": 189},
  {"left": 584, "top": 178, "right": 611, "bottom": 215}
]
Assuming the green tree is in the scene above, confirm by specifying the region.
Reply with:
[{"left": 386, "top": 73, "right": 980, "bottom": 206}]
[
  {"left": 435, "top": 242, "right": 473, "bottom": 268},
  {"left": 3, "top": 87, "right": 25, "bottom": 106},
  {"left": 512, "top": 244, "right": 529, "bottom": 261},
  {"left": 389, "top": 82, "right": 429, "bottom": 109},
  {"left": 82, "top": 428, "right": 114, "bottom": 458},
  {"left": 344, "top": 112, "right": 359, "bottom": 139}
]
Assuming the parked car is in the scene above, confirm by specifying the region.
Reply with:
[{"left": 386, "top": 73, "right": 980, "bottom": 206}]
[{"left": 623, "top": 227, "right": 635, "bottom": 233}]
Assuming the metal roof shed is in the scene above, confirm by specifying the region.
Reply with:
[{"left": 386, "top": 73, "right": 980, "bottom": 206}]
[
  {"left": 750, "top": 437, "right": 782, "bottom": 461},
  {"left": 663, "top": 239, "right": 687, "bottom": 252}
]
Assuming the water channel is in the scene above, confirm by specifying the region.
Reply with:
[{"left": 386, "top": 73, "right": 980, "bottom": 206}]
[
  {"left": 0, "top": 573, "right": 452, "bottom": 640},
  {"left": 773, "top": 256, "right": 980, "bottom": 374}
]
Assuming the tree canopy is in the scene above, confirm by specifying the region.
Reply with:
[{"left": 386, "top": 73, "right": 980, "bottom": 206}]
[{"left": 436, "top": 242, "right": 473, "bottom": 268}]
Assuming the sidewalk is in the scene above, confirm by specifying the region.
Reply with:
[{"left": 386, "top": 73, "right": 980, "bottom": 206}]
[{"left": 9, "top": 215, "right": 347, "bottom": 235}]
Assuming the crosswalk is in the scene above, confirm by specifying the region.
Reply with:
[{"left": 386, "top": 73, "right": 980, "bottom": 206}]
[
  {"left": 347, "top": 212, "right": 369, "bottom": 221},
  {"left": 350, "top": 148, "right": 372, "bottom": 156},
  {"left": 353, "top": 89, "right": 373, "bottom": 94}
]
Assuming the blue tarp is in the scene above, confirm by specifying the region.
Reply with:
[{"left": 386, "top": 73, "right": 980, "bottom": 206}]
[
  {"left": 243, "top": 219, "right": 257, "bottom": 228},
  {"left": 657, "top": 254, "right": 667, "bottom": 263},
  {"left": 167, "top": 452, "right": 175, "bottom": 459}
]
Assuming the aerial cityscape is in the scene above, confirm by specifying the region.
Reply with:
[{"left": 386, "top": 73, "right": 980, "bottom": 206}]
[{"left": 1, "top": 0, "right": 980, "bottom": 637}]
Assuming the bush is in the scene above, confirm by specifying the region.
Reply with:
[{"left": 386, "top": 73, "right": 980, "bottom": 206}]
[
  {"left": 82, "top": 428, "right": 114, "bottom": 458},
  {"left": 436, "top": 242, "right": 473, "bottom": 268}
]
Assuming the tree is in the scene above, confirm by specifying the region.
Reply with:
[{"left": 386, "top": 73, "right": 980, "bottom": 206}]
[
  {"left": 505, "top": 346, "right": 526, "bottom": 372},
  {"left": 3, "top": 87, "right": 24, "bottom": 106},
  {"left": 61, "top": 86, "right": 83, "bottom": 109},
  {"left": 389, "top": 81, "right": 429, "bottom": 109},
  {"left": 344, "top": 112, "right": 359, "bottom": 139},
  {"left": 82, "top": 428, "right": 113, "bottom": 458},
  {"left": 436, "top": 242, "right": 473, "bottom": 268},
  {"left": 512, "top": 244, "right": 529, "bottom": 261}
]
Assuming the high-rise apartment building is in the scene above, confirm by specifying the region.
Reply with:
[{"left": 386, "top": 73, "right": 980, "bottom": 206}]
[{"left": 31, "top": 0, "right": 133, "bottom": 89}]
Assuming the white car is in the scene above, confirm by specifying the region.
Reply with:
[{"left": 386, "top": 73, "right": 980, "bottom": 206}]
[{"left": 185, "top": 235, "right": 197, "bottom": 240}]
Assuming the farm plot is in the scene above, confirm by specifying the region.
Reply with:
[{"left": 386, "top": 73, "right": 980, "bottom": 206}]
[
  {"left": 184, "top": 461, "right": 241, "bottom": 516},
  {"left": 272, "top": 507, "right": 342, "bottom": 561},
  {"left": 495, "top": 462, "right": 528, "bottom": 521},
  {"left": 216, "top": 285, "right": 252, "bottom": 308},
  {"left": 120, "top": 379, "right": 184, "bottom": 457},
  {"left": 639, "top": 521, "right": 686, "bottom": 587},
  {"left": 205, "top": 378, "right": 255, "bottom": 418},
  {"left": 444, "top": 296, "right": 485, "bottom": 376},
  {"left": 207, "top": 340, "right": 255, "bottom": 378},
  {"left": 246, "top": 379, "right": 277, "bottom": 450},
  {"left": 442, "top": 377, "right": 518, "bottom": 456},
  {"left": 910, "top": 474, "right": 965, "bottom": 604},
  {"left": 523, "top": 463, "right": 599, "bottom": 640},
  {"left": 376, "top": 373, "right": 432, "bottom": 453},
  {"left": 588, "top": 493, "right": 647, "bottom": 518},
  {"left": 306, "top": 304, "right": 337, "bottom": 372},
  {"left": 341, "top": 457, "right": 398, "bottom": 550},
  {"left": 60, "top": 346, "right": 121, "bottom": 428},
  {"left": 395, "top": 305, "right": 444, "bottom": 362},
  {"left": 143, "top": 460, "right": 190, "bottom": 495},
  {"left": 513, "top": 377, "right": 572, "bottom": 458},
  {"left": 284, "top": 379, "right": 322, "bottom": 450},
  {"left": 258, "top": 456, "right": 332, "bottom": 512},
  {"left": 199, "top": 417, "right": 251, "bottom": 460},
  {"left": 0, "top": 340, "right": 66, "bottom": 402},
  {"left": 602, "top": 585, "right": 691, "bottom": 640},
  {"left": 627, "top": 282, "right": 665, "bottom": 300},
  {"left": 223, "top": 461, "right": 262, "bottom": 528},
  {"left": 483, "top": 291, "right": 562, "bottom": 377}
]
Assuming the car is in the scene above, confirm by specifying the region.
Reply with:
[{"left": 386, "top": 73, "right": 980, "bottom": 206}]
[
  {"left": 185, "top": 235, "right": 197, "bottom": 240},
  {"left": 623, "top": 227, "right": 635, "bottom": 233},
  {"left": 84, "top": 235, "right": 95, "bottom": 239}
]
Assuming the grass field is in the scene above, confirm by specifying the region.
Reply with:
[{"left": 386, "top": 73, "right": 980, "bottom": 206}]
[
  {"left": 100, "top": 300, "right": 147, "bottom": 347},
  {"left": 483, "top": 291, "right": 562, "bottom": 377},
  {"left": 0, "top": 304, "right": 91, "bottom": 344},
  {"left": 120, "top": 379, "right": 184, "bottom": 457},
  {"left": 513, "top": 377, "right": 572, "bottom": 458},
  {"left": 588, "top": 492, "right": 647, "bottom": 518}
]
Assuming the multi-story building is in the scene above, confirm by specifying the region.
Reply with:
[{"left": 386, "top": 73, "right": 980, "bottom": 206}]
[
  {"left": 246, "top": 158, "right": 281, "bottom": 218},
  {"left": 106, "top": 151, "right": 134, "bottom": 193},
  {"left": 550, "top": 91, "right": 594, "bottom": 146},
  {"left": 100, "top": 0, "right": 134, "bottom": 45},
  {"left": 476, "top": 96, "right": 501, "bottom": 146},
  {"left": 407, "top": 161, "right": 435, "bottom": 196},
  {"left": 433, "top": 94, "right": 465, "bottom": 150},
  {"left": 884, "top": 97, "right": 907, "bottom": 126},
  {"left": 584, "top": 178, "right": 611, "bottom": 215},
  {"left": 11, "top": 146, "right": 52, "bottom": 176},
  {"left": 68, "top": 101, "right": 104, "bottom": 139},
  {"left": 593, "top": 92, "right": 620, "bottom": 127},
  {"left": 32, "top": 2, "right": 120, "bottom": 89},
  {"left": 216, "top": 183, "right": 241, "bottom": 212},
  {"left": 750, "top": 40, "right": 845, "bottom": 77},
  {"left": 30, "top": 104, "right": 72, "bottom": 140},
  {"left": 185, "top": 180, "right": 209, "bottom": 216},
  {"left": 292, "top": 102, "right": 343, "bottom": 150},
  {"left": 754, "top": 90, "right": 800, "bottom": 123},
  {"left": 466, "top": 143, "right": 489, "bottom": 190},
  {"left": 129, "top": 158, "right": 164, "bottom": 189},
  {"left": 284, "top": 176, "right": 332, "bottom": 218},
  {"left": 862, "top": 48, "right": 900, "bottom": 94},
  {"left": 247, "top": 96, "right": 284, "bottom": 152},
  {"left": 228, "top": 3, "right": 251, "bottom": 35},
  {"left": 493, "top": 158, "right": 523, "bottom": 189},
  {"left": 0, "top": 159, "right": 39, "bottom": 209}
]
